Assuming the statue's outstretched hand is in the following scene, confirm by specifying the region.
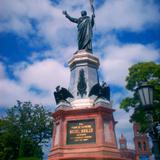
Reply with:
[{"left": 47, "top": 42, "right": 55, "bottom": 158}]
[{"left": 62, "top": 10, "right": 67, "bottom": 16}]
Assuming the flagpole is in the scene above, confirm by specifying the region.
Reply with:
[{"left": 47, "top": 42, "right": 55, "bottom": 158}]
[{"left": 89, "top": 0, "right": 95, "bottom": 17}]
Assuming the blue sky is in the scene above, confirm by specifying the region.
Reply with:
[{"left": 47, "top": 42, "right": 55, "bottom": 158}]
[{"left": 0, "top": 0, "right": 160, "bottom": 158}]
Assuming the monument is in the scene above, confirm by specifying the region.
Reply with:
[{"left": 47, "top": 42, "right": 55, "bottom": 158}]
[{"left": 48, "top": 1, "right": 126, "bottom": 160}]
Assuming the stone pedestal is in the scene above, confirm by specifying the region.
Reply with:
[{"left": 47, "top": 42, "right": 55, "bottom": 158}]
[
  {"left": 68, "top": 50, "right": 99, "bottom": 99},
  {"left": 48, "top": 104, "right": 126, "bottom": 160},
  {"left": 48, "top": 50, "right": 127, "bottom": 160}
]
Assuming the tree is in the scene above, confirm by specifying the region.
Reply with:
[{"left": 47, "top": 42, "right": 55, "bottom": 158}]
[
  {"left": 0, "top": 101, "right": 53, "bottom": 160},
  {"left": 120, "top": 62, "right": 160, "bottom": 132},
  {"left": 0, "top": 118, "right": 20, "bottom": 160}
]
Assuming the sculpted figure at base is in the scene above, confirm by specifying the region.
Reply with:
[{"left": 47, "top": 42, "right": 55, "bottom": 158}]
[
  {"left": 54, "top": 86, "right": 74, "bottom": 104},
  {"left": 89, "top": 82, "right": 110, "bottom": 101},
  {"left": 63, "top": 10, "right": 95, "bottom": 53}
]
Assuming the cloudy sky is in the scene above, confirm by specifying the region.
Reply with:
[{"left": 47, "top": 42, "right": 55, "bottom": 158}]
[{"left": 0, "top": 0, "right": 160, "bottom": 158}]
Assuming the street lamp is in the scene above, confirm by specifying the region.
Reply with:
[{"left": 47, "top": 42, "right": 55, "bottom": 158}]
[
  {"left": 136, "top": 84, "right": 153, "bottom": 107},
  {"left": 136, "top": 84, "right": 160, "bottom": 160}
]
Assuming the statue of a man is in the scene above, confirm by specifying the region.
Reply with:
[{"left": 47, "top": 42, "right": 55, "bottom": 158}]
[{"left": 63, "top": 10, "right": 95, "bottom": 53}]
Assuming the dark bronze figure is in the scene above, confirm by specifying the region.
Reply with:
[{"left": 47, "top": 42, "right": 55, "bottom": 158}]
[
  {"left": 63, "top": 10, "right": 95, "bottom": 53},
  {"left": 89, "top": 82, "right": 110, "bottom": 101},
  {"left": 54, "top": 86, "right": 74, "bottom": 104},
  {"left": 77, "top": 69, "right": 87, "bottom": 98}
]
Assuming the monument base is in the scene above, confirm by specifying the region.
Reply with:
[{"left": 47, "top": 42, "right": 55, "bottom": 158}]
[{"left": 48, "top": 105, "right": 127, "bottom": 160}]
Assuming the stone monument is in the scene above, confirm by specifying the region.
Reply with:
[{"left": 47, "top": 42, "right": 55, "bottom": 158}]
[{"left": 48, "top": 2, "right": 127, "bottom": 160}]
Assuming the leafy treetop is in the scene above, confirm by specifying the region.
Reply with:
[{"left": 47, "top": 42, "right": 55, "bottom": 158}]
[{"left": 120, "top": 62, "right": 160, "bottom": 132}]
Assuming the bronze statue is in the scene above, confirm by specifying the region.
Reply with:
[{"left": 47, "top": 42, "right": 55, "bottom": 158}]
[
  {"left": 54, "top": 86, "right": 74, "bottom": 104},
  {"left": 89, "top": 82, "right": 110, "bottom": 101},
  {"left": 77, "top": 69, "right": 87, "bottom": 98},
  {"left": 62, "top": 10, "right": 95, "bottom": 53}
]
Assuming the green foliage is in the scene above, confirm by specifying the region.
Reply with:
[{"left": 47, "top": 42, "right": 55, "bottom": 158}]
[
  {"left": 19, "top": 137, "right": 42, "bottom": 158},
  {"left": 0, "top": 101, "right": 53, "bottom": 160},
  {"left": 0, "top": 118, "right": 20, "bottom": 160},
  {"left": 120, "top": 62, "right": 160, "bottom": 132},
  {"left": 126, "top": 62, "right": 160, "bottom": 91},
  {"left": 120, "top": 97, "right": 137, "bottom": 112},
  {"left": 17, "top": 157, "right": 40, "bottom": 160}
]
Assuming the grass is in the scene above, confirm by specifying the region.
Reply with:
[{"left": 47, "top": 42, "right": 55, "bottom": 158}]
[{"left": 17, "top": 157, "right": 41, "bottom": 160}]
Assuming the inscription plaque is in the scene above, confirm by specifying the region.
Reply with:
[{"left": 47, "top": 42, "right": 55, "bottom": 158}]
[{"left": 67, "top": 119, "right": 96, "bottom": 144}]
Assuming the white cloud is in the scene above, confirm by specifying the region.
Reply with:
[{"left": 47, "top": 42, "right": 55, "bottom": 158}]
[
  {"left": 0, "top": 77, "right": 56, "bottom": 107},
  {"left": 0, "top": 59, "right": 70, "bottom": 107},
  {"left": 15, "top": 59, "right": 70, "bottom": 90},
  {"left": 42, "top": 46, "right": 77, "bottom": 63},
  {"left": 0, "top": 0, "right": 159, "bottom": 47},
  {"left": 96, "top": 0, "right": 160, "bottom": 32},
  {"left": 101, "top": 44, "right": 160, "bottom": 86},
  {"left": 0, "top": 0, "right": 77, "bottom": 45}
]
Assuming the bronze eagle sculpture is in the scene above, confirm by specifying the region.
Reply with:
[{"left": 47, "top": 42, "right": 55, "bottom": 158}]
[
  {"left": 54, "top": 86, "right": 74, "bottom": 104},
  {"left": 89, "top": 82, "right": 110, "bottom": 101}
]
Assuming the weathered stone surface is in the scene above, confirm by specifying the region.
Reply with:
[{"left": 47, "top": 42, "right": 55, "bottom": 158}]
[
  {"left": 68, "top": 50, "right": 99, "bottom": 100},
  {"left": 48, "top": 106, "right": 125, "bottom": 160},
  {"left": 71, "top": 98, "right": 94, "bottom": 109}
]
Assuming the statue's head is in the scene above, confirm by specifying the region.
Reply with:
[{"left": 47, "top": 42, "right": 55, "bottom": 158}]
[{"left": 81, "top": 10, "right": 87, "bottom": 16}]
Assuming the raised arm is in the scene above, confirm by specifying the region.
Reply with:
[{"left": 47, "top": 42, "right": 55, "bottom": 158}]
[{"left": 63, "top": 11, "right": 78, "bottom": 23}]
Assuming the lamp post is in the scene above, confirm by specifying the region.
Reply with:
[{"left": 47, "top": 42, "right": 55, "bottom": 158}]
[{"left": 136, "top": 84, "right": 160, "bottom": 160}]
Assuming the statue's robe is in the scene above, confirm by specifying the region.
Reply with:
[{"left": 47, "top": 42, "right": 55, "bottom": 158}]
[{"left": 66, "top": 15, "right": 94, "bottom": 52}]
